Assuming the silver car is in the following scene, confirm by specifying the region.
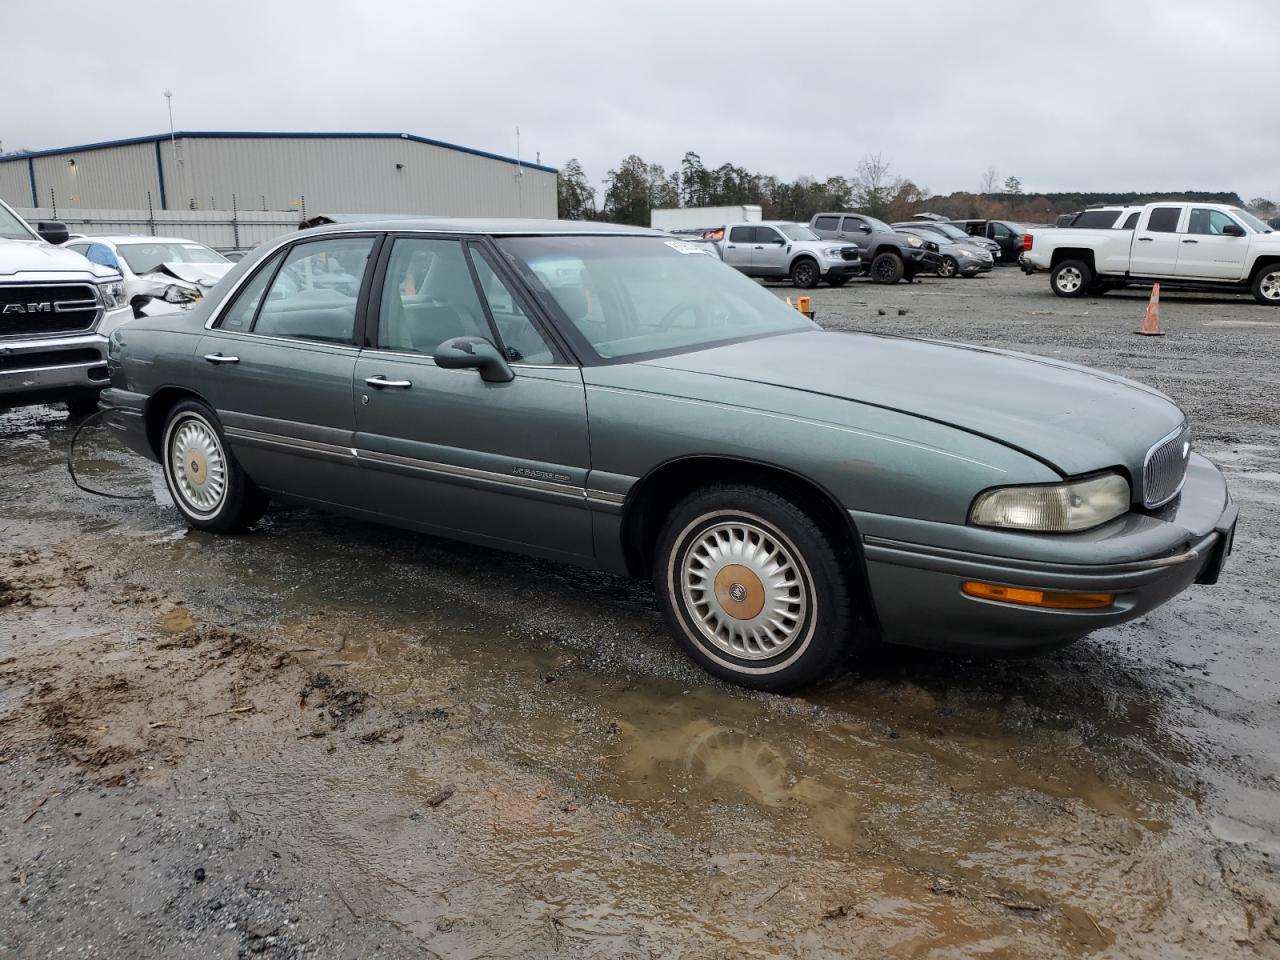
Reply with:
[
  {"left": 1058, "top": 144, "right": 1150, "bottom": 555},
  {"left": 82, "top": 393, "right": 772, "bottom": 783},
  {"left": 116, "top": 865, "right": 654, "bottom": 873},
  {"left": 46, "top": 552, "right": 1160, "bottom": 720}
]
[{"left": 896, "top": 226, "right": 993, "bottom": 278}]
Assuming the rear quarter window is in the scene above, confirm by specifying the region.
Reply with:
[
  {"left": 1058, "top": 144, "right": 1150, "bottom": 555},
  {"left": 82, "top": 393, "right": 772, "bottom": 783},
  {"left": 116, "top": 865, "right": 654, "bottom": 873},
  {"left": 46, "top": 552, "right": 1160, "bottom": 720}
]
[{"left": 1071, "top": 210, "right": 1124, "bottom": 229}]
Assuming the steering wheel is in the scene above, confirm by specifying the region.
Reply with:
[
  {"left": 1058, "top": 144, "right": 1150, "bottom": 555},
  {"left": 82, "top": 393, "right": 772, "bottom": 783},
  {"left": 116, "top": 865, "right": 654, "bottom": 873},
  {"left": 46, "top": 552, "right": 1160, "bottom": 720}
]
[{"left": 656, "top": 299, "right": 709, "bottom": 332}]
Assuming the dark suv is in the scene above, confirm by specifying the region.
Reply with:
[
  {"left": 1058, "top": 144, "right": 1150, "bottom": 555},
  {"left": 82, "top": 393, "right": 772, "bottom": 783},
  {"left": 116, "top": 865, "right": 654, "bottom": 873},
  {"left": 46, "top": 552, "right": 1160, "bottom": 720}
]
[{"left": 808, "top": 213, "right": 941, "bottom": 283}]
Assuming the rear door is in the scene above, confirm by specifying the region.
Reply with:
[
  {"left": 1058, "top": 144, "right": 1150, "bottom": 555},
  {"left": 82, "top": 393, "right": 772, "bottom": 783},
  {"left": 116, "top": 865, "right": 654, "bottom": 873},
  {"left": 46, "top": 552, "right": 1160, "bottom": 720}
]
[
  {"left": 1174, "top": 208, "right": 1251, "bottom": 280},
  {"left": 750, "top": 225, "right": 789, "bottom": 275},
  {"left": 193, "top": 233, "right": 378, "bottom": 503},
  {"left": 722, "top": 225, "right": 755, "bottom": 273},
  {"left": 1130, "top": 207, "right": 1185, "bottom": 276},
  {"left": 351, "top": 234, "right": 593, "bottom": 560}
]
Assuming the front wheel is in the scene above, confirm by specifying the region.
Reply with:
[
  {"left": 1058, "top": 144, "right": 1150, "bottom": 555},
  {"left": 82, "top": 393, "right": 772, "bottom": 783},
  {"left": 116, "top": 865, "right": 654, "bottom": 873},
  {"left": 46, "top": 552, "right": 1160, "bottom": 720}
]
[
  {"left": 937, "top": 256, "right": 958, "bottom": 278},
  {"left": 790, "top": 258, "right": 819, "bottom": 289},
  {"left": 653, "top": 484, "right": 859, "bottom": 692},
  {"left": 1050, "top": 259, "right": 1092, "bottom": 298},
  {"left": 869, "top": 252, "right": 905, "bottom": 284},
  {"left": 161, "top": 400, "right": 267, "bottom": 532},
  {"left": 1252, "top": 265, "right": 1280, "bottom": 305}
]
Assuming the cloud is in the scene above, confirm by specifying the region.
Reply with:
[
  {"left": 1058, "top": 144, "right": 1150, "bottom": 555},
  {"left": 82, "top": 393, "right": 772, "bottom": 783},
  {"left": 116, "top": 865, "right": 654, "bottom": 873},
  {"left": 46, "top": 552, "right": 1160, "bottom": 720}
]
[{"left": 1, "top": 0, "right": 1272, "bottom": 203}]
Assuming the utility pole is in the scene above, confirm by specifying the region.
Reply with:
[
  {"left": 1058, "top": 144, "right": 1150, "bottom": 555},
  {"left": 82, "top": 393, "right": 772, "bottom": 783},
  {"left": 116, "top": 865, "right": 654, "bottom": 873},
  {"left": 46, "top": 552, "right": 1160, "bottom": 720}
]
[{"left": 164, "top": 89, "right": 182, "bottom": 210}]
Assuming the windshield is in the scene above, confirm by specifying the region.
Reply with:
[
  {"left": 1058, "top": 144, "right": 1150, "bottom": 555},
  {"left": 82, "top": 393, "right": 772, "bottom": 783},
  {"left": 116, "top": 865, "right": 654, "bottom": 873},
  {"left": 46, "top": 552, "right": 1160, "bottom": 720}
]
[
  {"left": 777, "top": 224, "right": 819, "bottom": 241},
  {"left": 1232, "top": 208, "right": 1273, "bottom": 233},
  {"left": 497, "top": 235, "right": 816, "bottom": 362},
  {"left": 118, "top": 241, "right": 228, "bottom": 274},
  {"left": 863, "top": 216, "right": 894, "bottom": 233},
  {"left": 0, "top": 203, "right": 36, "bottom": 241}
]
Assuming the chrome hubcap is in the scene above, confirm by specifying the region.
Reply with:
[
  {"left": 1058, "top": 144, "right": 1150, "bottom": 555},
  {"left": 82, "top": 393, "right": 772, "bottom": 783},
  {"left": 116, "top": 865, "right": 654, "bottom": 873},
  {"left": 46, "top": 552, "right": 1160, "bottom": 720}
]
[
  {"left": 940, "top": 259, "right": 956, "bottom": 277},
  {"left": 681, "top": 520, "right": 808, "bottom": 660},
  {"left": 1261, "top": 271, "right": 1280, "bottom": 301},
  {"left": 170, "top": 417, "right": 226, "bottom": 514},
  {"left": 1056, "top": 266, "right": 1083, "bottom": 292}
]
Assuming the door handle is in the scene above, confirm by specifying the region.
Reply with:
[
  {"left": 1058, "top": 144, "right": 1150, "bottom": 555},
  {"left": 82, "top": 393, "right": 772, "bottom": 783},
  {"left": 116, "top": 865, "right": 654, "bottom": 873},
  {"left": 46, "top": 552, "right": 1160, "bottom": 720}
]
[
  {"left": 1182, "top": 239, "right": 1198, "bottom": 244},
  {"left": 754, "top": 245, "right": 764, "bottom": 250},
  {"left": 365, "top": 375, "right": 412, "bottom": 389},
  {"left": 1137, "top": 237, "right": 1154, "bottom": 242},
  {"left": 726, "top": 244, "right": 736, "bottom": 249},
  {"left": 203, "top": 353, "right": 239, "bottom": 364}
]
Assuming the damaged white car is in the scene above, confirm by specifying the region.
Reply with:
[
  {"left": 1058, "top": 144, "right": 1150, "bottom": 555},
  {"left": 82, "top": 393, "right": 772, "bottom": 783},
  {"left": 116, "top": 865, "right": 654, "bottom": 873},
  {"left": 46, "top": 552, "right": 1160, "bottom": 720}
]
[{"left": 64, "top": 235, "right": 233, "bottom": 315}]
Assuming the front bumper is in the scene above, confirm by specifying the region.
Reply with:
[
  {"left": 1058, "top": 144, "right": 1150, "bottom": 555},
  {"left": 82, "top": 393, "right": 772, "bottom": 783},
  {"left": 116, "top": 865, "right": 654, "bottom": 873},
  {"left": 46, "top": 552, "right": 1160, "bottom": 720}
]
[
  {"left": 958, "top": 254, "right": 994, "bottom": 275},
  {"left": 0, "top": 332, "right": 111, "bottom": 408},
  {"left": 852, "top": 453, "right": 1236, "bottom": 652},
  {"left": 820, "top": 260, "right": 861, "bottom": 279}
]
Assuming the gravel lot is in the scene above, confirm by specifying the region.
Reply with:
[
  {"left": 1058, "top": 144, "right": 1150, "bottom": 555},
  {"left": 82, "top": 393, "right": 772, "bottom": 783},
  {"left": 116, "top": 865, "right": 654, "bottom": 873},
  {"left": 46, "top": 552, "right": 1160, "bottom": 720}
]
[{"left": 1, "top": 266, "right": 1277, "bottom": 958}]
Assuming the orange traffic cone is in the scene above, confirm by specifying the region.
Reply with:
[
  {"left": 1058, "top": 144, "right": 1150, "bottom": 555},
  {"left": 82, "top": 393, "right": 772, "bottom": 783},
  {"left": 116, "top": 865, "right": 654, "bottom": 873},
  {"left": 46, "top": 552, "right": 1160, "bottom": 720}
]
[{"left": 1136, "top": 283, "right": 1164, "bottom": 336}]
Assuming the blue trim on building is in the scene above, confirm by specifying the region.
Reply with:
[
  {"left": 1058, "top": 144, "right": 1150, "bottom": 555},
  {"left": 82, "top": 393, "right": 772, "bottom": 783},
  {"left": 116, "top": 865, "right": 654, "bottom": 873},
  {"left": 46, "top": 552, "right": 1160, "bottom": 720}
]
[
  {"left": 27, "top": 156, "right": 37, "bottom": 207},
  {"left": 154, "top": 139, "right": 167, "bottom": 209},
  {"left": 0, "top": 131, "right": 558, "bottom": 174}
]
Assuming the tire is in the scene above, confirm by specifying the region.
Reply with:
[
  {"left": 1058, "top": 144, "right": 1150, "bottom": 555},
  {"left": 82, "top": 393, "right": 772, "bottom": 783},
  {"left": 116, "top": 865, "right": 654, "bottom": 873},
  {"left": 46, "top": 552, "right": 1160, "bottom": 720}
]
[
  {"left": 789, "top": 258, "right": 819, "bottom": 289},
  {"left": 826, "top": 275, "right": 849, "bottom": 287},
  {"left": 1251, "top": 264, "right": 1280, "bottom": 305},
  {"left": 64, "top": 391, "right": 101, "bottom": 417},
  {"left": 1050, "top": 259, "right": 1092, "bottom": 298},
  {"left": 869, "top": 252, "right": 905, "bottom": 284},
  {"left": 161, "top": 399, "right": 267, "bottom": 532},
  {"left": 653, "top": 484, "right": 858, "bottom": 692},
  {"left": 937, "top": 256, "right": 959, "bottom": 278}
]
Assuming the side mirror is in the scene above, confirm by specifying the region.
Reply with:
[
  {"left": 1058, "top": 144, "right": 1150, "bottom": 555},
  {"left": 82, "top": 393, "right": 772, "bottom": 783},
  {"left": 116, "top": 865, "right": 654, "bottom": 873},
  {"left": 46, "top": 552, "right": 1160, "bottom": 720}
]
[
  {"left": 433, "top": 336, "right": 514, "bottom": 383},
  {"left": 1221, "top": 223, "right": 1246, "bottom": 237},
  {"left": 36, "top": 221, "right": 69, "bottom": 245},
  {"left": 859, "top": 224, "right": 872, "bottom": 233}
]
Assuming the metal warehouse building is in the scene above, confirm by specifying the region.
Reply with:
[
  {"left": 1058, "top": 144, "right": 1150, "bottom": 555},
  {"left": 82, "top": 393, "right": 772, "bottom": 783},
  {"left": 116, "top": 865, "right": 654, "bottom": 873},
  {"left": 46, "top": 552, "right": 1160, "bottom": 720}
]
[{"left": 0, "top": 131, "right": 557, "bottom": 219}]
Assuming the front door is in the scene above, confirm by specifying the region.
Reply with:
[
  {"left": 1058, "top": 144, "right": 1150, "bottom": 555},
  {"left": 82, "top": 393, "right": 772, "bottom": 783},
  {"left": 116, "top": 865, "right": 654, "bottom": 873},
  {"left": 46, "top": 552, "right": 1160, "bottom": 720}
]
[
  {"left": 352, "top": 235, "right": 593, "bottom": 561},
  {"left": 722, "top": 225, "right": 755, "bottom": 274},
  {"left": 193, "top": 234, "right": 378, "bottom": 503},
  {"left": 750, "top": 225, "right": 789, "bottom": 276},
  {"left": 1175, "top": 208, "right": 1251, "bottom": 280},
  {"left": 839, "top": 216, "right": 871, "bottom": 254},
  {"left": 1130, "top": 206, "right": 1184, "bottom": 276}
]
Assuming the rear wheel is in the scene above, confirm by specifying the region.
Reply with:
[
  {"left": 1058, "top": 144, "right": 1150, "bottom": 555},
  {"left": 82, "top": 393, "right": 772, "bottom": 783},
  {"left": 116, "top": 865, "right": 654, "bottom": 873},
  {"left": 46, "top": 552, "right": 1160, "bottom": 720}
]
[
  {"left": 937, "top": 256, "right": 959, "bottom": 278},
  {"left": 1252, "top": 265, "right": 1280, "bottom": 305},
  {"left": 1050, "top": 259, "right": 1092, "bottom": 298},
  {"left": 790, "top": 258, "right": 819, "bottom": 289},
  {"left": 870, "top": 252, "right": 905, "bottom": 284},
  {"left": 653, "top": 484, "right": 858, "bottom": 692},
  {"left": 161, "top": 400, "right": 267, "bottom": 532}
]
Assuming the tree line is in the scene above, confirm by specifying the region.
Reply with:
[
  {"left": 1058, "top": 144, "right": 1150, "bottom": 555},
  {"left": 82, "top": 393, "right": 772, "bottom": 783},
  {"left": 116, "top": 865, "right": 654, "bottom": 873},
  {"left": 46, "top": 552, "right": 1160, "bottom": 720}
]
[{"left": 557, "top": 151, "right": 1256, "bottom": 226}]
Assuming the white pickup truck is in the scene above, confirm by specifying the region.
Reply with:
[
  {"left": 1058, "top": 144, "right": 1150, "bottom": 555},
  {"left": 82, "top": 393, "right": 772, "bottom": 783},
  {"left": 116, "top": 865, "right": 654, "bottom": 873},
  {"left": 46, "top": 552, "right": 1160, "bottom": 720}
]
[{"left": 1020, "top": 202, "right": 1280, "bottom": 305}]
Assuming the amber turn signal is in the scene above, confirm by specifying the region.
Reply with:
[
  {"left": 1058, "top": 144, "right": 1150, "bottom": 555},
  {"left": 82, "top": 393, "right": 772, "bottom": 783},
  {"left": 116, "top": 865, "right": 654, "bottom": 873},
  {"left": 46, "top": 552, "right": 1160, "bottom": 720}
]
[{"left": 961, "top": 581, "right": 1115, "bottom": 610}]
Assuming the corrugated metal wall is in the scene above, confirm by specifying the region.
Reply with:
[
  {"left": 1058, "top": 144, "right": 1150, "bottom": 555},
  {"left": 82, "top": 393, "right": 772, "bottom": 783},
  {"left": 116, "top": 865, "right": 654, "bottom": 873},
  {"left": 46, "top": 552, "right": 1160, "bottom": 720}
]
[
  {"left": 2, "top": 136, "right": 556, "bottom": 219},
  {"left": 16, "top": 207, "right": 300, "bottom": 252}
]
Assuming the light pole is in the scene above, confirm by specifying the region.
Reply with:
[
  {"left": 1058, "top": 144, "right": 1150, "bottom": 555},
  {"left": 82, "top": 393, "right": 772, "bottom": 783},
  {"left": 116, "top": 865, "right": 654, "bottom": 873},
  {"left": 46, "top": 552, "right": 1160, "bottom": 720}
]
[{"left": 164, "top": 89, "right": 179, "bottom": 210}]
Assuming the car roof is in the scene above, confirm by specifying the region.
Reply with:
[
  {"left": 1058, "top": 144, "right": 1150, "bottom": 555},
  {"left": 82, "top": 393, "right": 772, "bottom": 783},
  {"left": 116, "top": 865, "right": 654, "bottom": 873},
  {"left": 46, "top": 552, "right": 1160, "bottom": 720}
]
[
  {"left": 70, "top": 235, "right": 215, "bottom": 246},
  {"left": 301, "top": 217, "right": 663, "bottom": 238}
]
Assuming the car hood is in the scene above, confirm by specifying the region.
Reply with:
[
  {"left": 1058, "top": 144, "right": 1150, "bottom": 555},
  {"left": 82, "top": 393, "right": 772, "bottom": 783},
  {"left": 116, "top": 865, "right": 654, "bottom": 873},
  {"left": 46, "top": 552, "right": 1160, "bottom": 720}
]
[
  {"left": 641, "top": 330, "right": 1185, "bottom": 477},
  {"left": 147, "top": 261, "right": 234, "bottom": 287},
  {"left": 0, "top": 237, "right": 119, "bottom": 279}
]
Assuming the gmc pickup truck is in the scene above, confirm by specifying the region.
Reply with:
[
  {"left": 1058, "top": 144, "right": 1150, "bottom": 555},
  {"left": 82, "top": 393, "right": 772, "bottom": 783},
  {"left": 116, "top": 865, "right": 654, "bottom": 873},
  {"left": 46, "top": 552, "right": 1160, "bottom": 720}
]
[
  {"left": 1, "top": 198, "right": 131, "bottom": 414},
  {"left": 1021, "top": 202, "right": 1280, "bottom": 305}
]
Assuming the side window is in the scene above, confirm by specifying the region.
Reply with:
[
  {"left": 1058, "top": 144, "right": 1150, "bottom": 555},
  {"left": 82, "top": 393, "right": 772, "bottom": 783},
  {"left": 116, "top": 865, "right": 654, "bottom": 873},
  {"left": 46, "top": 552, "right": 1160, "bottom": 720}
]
[
  {"left": 841, "top": 217, "right": 864, "bottom": 232},
  {"left": 813, "top": 215, "right": 839, "bottom": 231},
  {"left": 253, "top": 237, "right": 374, "bottom": 344},
  {"left": 1146, "top": 208, "right": 1181, "bottom": 233},
  {"left": 727, "top": 226, "right": 753, "bottom": 243},
  {"left": 85, "top": 243, "right": 120, "bottom": 270},
  {"left": 468, "top": 247, "right": 555, "bottom": 365},
  {"left": 376, "top": 238, "right": 491, "bottom": 355},
  {"left": 1122, "top": 211, "right": 1140, "bottom": 230},
  {"left": 753, "top": 226, "right": 783, "bottom": 244},
  {"left": 216, "top": 250, "right": 285, "bottom": 332},
  {"left": 991, "top": 223, "right": 1012, "bottom": 239},
  {"left": 1188, "top": 208, "right": 1239, "bottom": 236}
]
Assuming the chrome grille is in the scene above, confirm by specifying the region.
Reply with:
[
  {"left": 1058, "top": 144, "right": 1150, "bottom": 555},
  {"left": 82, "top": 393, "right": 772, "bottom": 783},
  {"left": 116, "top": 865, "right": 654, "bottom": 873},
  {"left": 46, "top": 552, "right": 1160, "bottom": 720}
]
[
  {"left": 0, "top": 283, "right": 100, "bottom": 338},
  {"left": 1143, "top": 423, "right": 1191, "bottom": 508}
]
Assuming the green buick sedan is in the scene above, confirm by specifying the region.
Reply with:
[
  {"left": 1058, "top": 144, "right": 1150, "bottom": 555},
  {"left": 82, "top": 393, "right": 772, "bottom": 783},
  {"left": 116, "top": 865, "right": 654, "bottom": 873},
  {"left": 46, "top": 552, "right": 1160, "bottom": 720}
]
[{"left": 102, "top": 219, "right": 1237, "bottom": 691}]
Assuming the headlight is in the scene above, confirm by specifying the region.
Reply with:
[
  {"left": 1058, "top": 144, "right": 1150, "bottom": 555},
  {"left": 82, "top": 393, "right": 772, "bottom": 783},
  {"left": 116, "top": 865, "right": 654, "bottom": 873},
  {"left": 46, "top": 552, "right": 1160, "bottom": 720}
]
[
  {"left": 823, "top": 247, "right": 846, "bottom": 260},
  {"left": 905, "top": 235, "right": 923, "bottom": 248},
  {"left": 969, "top": 473, "right": 1130, "bottom": 532},
  {"left": 956, "top": 247, "right": 975, "bottom": 257},
  {"left": 96, "top": 280, "right": 127, "bottom": 310},
  {"left": 163, "top": 284, "right": 197, "bottom": 304}
]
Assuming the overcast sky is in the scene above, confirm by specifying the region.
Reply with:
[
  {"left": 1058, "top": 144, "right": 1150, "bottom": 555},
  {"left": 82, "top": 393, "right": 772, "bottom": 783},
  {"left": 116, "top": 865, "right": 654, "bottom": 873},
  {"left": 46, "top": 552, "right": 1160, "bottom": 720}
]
[{"left": 3, "top": 0, "right": 1275, "bottom": 204}]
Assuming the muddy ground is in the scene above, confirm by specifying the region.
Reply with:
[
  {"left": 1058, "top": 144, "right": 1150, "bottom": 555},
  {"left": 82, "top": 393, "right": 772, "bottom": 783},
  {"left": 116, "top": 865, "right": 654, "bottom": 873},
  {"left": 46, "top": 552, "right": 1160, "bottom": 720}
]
[{"left": 1, "top": 267, "right": 1277, "bottom": 959}]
